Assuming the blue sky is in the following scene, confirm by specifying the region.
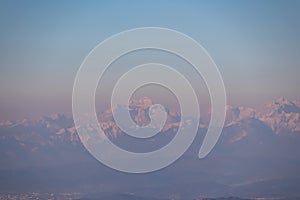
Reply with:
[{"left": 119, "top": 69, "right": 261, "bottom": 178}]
[{"left": 0, "top": 0, "right": 300, "bottom": 119}]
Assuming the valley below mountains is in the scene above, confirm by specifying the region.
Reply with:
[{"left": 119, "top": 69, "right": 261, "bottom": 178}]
[{"left": 1, "top": 97, "right": 300, "bottom": 199}]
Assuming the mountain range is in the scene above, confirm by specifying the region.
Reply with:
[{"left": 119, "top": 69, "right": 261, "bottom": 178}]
[{"left": 0, "top": 97, "right": 300, "bottom": 199}]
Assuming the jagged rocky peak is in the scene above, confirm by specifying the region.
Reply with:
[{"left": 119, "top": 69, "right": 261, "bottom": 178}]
[
  {"left": 129, "top": 96, "right": 153, "bottom": 108},
  {"left": 1, "top": 97, "right": 300, "bottom": 140},
  {"left": 257, "top": 97, "right": 300, "bottom": 134},
  {"left": 272, "top": 96, "right": 298, "bottom": 111},
  {"left": 275, "top": 96, "right": 290, "bottom": 104},
  {"left": 258, "top": 96, "right": 300, "bottom": 116},
  {"left": 225, "top": 105, "right": 256, "bottom": 126},
  {"left": 49, "top": 113, "right": 67, "bottom": 120}
]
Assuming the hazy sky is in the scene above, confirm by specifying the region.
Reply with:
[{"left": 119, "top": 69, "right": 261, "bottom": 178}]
[{"left": 0, "top": 0, "right": 300, "bottom": 119}]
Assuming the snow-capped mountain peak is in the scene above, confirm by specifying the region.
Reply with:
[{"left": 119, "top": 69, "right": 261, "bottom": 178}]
[
  {"left": 257, "top": 97, "right": 300, "bottom": 134},
  {"left": 225, "top": 105, "right": 256, "bottom": 126}
]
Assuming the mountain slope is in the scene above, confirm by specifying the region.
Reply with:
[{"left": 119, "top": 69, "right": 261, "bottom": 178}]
[{"left": 0, "top": 97, "right": 300, "bottom": 198}]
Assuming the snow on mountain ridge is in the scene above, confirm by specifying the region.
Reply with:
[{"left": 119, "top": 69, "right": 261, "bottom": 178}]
[
  {"left": 1, "top": 97, "right": 300, "bottom": 139},
  {"left": 225, "top": 105, "right": 256, "bottom": 126},
  {"left": 257, "top": 97, "right": 300, "bottom": 134},
  {"left": 99, "top": 97, "right": 184, "bottom": 137}
]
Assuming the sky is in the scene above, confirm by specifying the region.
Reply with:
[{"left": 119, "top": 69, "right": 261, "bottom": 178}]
[{"left": 0, "top": 0, "right": 300, "bottom": 120}]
